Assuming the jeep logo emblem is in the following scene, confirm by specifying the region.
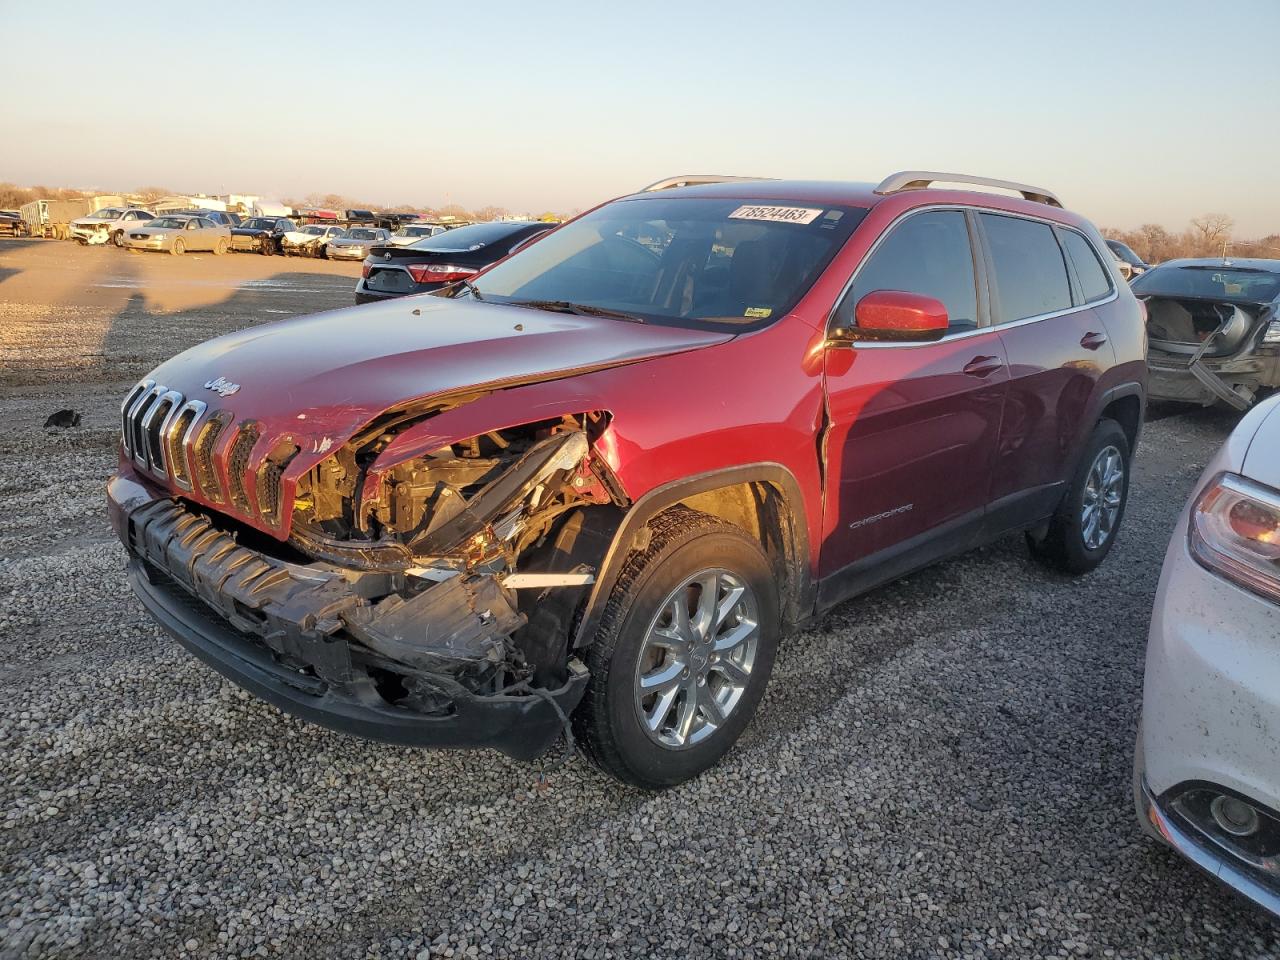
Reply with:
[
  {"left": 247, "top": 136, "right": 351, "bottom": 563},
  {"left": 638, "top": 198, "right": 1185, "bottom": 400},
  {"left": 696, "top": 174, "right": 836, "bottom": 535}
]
[{"left": 204, "top": 376, "right": 241, "bottom": 397}]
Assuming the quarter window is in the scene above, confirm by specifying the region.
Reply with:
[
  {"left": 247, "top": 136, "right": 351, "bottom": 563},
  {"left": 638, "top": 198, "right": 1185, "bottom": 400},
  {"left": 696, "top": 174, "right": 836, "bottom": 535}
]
[
  {"left": 979, "top": 214, "right": 1072, "bottom": 322},
  {"left": 842, "top": 210, "right": 978, "bottom": 334},
  {"left": 1060, "top": 229, "right": 1113, "bottom": 303}
]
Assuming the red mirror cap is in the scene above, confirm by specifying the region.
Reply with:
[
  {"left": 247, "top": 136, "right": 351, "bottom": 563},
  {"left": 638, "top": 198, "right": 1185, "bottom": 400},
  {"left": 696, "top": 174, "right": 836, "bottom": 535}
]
[{"left": 854, "top": 290, "right": 949, "bottom": 336}]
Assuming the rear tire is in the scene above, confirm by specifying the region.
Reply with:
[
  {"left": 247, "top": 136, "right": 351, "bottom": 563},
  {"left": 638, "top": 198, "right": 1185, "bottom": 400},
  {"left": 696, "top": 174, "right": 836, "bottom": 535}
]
[
  {"left": 171, "top": 238, "right": 185, "bottom": 256},
  {"left": 1027, "top": 418, "right": 1130, "bottom": 574},
  {"left": 574, "top": 508, "right": 779, "bottom": 789}
]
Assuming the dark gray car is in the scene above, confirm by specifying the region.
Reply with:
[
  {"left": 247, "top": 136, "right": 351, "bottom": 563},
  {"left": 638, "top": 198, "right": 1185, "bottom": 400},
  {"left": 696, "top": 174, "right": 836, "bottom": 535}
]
[{"left": 1137, "top": 258, "right": 1280, "bottom": 409}]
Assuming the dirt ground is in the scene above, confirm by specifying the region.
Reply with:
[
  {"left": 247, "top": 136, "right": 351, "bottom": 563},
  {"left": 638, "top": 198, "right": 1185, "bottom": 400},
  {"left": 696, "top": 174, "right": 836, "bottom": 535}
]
[{"left": 1, "top": 238, "right": 1276, "bottom": 959}]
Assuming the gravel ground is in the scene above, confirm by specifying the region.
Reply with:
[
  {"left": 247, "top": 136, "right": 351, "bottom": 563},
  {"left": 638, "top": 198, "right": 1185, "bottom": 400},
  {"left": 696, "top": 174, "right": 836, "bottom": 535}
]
[{"left": 1, "top": 238, "right": 1276, "bottom": 959}]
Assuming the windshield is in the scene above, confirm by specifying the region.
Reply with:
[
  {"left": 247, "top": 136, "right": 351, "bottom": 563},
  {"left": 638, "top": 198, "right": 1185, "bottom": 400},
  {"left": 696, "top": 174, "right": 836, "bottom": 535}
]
[
  {"left": 463, "top": 197, "right": 866, "bottom": 330},
  {"left": 148, "top": 217, "right": 187, "bottom": 229},
  {"left": 90, "top": 208, "right": 125, "bottom": 219},
  {"left": 301, "top": 225, "right": 327, "bottom": 235},
  {"left": 1106, "top": 240, "right": 1144, "bottom": 266},
  {"left": 1133, "top": 264, "right": 1280, "bottom": 303},
  {"left": 409, "top": 221, "right": 527, "bottom": 251},
  {"left": 399, "top": 225, "right": 435, "bottom": 236},
  {"left": 241, "top": 218, "right": 273, "bottom": 230},
  {"left": 347, "top": 229, "right": 378, "bottom": 240}
]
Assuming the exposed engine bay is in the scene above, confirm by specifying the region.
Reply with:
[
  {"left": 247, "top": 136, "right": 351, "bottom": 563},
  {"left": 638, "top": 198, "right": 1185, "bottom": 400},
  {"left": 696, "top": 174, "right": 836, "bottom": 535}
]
[{"left": 121, "top": 409, "right": 628, "bottom": 751}]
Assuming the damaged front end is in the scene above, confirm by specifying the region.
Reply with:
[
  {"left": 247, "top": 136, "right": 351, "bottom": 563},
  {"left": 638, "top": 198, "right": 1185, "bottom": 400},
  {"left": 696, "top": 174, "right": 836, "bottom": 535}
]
[
  {"left": 112, "top": 410, "right": 626, "bottom": 760},
  {"left": 1145, "top": 296, "right": 1280, "bottom": 410}
]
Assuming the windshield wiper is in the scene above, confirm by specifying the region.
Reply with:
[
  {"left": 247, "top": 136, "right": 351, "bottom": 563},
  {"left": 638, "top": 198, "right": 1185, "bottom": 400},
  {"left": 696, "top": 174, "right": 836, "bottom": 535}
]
[
  {"left": 459, "top": 278, "right": 484, "bottom": 301},
  {"left": 507, "top": 299, "right": 645, "bottom": 323}
]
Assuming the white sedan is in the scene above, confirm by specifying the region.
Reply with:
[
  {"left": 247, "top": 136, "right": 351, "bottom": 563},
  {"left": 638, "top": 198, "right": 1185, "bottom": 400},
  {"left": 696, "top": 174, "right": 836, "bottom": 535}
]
[
  {"left": 386, "top": 223, "right": 446, "bottom": 247},
  {"left": 1136, "top": 392, "right": 1280, "bottom": 916}
]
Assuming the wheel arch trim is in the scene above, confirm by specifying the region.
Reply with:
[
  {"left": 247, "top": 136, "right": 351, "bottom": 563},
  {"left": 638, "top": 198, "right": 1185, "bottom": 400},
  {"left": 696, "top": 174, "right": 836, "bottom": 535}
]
[{"left": 571, "top": 463, "right": 814, "bottom": 650}]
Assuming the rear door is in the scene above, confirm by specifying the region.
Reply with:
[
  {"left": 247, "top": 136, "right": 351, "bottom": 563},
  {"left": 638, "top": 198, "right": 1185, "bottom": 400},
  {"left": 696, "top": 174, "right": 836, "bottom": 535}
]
[
  {"left": 819, "top": 208, "right": 1008, "bottom": 599},
  {"left": 978, "top": 212, "right": 1116, "bottom": 533}
]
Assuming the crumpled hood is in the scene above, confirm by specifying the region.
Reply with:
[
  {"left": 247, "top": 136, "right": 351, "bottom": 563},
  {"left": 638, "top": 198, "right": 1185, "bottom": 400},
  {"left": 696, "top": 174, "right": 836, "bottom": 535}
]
[
  {"left": 282, "top": 230, "right": 328, "bottom": 244},
  {"left": 146, "top": 296, "right": 733, "bottom": 459}
]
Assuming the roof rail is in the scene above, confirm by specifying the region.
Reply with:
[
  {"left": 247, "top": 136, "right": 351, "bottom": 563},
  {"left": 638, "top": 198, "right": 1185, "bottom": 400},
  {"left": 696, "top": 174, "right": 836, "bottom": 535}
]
[
  {"left": 874, "top": 171, "right": 1062, "bottom": 208},
  {"left": 640, "top": 174, "right": 770, "bottom": 193}
]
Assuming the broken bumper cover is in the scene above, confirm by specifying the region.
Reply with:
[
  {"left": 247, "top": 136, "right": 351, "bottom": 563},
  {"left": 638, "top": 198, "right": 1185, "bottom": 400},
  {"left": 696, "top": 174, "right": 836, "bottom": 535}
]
[{"left": 110, "top": 474, "right": 587, "bottom": 760}]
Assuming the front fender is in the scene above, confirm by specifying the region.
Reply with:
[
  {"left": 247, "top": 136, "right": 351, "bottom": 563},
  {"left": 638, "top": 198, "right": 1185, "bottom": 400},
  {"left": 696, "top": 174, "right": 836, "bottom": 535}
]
[{"left": 569, "top": 463, "right": 815, "bottom": 650}]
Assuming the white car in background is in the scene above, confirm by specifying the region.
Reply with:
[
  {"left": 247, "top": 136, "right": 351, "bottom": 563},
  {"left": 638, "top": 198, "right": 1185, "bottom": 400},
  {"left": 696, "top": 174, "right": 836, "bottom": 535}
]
[
  {"left": 325, "top": 227, "right": 391, "bottom": 260},
  {"left": 70, "top": 207, "right": 155, "bottom": 247},
  {"left": 386, "top": 223, "right": 446, "bottom": 247},
  {"left": 1135, "top": 392, "right": 1280, "bottom": 917},
  {"left": 280, "top": 223, "right": 347, "bottom": 258}
]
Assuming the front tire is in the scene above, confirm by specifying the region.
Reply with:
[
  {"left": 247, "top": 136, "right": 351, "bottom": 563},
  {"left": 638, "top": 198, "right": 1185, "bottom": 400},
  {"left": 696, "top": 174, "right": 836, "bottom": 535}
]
[
  {"left": 170, "top": 238, "right": 185, "bottom": 256},
  {"left": 1028, "top": 418, "right": 1130, "bottom": 574},
  {"left": 112, "top": 230, "right": 124, "bottom": 248},
  {"left": 575, "top": 508, "right": 779, "bottom": 789},
  {"left": 214, "top": 237, "right": 229, "bottom": 255}
]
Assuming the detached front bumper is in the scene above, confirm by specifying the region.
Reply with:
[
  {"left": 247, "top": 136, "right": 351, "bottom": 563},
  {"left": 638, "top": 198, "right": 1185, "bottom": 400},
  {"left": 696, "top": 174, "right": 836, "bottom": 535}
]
[{"left": 109, "top": 473, "right": 587, "bottom": 760}]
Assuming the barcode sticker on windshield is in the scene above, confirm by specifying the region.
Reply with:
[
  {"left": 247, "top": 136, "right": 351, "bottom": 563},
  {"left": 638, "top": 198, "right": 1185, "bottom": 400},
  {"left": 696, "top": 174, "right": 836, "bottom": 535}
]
[{"left": 729, "top": 205, "right": 824, "bottom": 225}]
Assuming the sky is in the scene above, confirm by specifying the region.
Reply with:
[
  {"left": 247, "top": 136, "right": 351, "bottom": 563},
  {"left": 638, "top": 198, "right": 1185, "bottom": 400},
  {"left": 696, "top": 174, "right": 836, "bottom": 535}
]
[{"left": 2, "top": 0, "right": 1279, "bottom": 233}]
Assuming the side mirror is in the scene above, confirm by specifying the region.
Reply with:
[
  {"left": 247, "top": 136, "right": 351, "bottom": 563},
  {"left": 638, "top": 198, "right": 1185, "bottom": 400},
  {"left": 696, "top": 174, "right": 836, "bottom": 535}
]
[{"left": 835, "top": 290, "right": 949, "bottom": 343}]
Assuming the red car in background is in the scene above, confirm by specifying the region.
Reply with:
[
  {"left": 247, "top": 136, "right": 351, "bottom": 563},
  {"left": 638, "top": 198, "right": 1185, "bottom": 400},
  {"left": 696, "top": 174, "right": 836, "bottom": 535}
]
[{"left": 108, "top": 171, "right": 1146, "bottom": 788}]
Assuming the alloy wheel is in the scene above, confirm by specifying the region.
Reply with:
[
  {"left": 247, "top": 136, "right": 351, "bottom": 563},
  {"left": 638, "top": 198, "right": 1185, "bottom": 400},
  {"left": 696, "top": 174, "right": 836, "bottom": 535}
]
[
  {"left": 633, "top": 568, "right": 759, "bottom": 750},
  {"left": 1081, "top": 444, "right": 1124, "bottom": 550}
]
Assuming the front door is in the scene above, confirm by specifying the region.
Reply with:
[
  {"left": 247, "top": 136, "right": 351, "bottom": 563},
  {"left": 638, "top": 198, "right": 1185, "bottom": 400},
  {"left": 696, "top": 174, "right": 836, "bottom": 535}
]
[{"left": 819, "top": 208, "right": 1008, "bottom": 605}]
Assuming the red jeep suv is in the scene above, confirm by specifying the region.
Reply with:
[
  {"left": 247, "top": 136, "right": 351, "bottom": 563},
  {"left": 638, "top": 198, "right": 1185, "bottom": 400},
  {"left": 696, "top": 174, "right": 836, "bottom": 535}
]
[{"left": 108, "top": 171, "right": 1146, "bottom": 788}]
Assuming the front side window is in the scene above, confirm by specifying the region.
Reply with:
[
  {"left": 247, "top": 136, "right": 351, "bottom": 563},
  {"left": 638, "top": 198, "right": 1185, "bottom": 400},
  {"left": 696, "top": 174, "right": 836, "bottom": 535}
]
[
  {"left": 1060, "top": 230, "right": 1113, "bottom": 303},
  {"left": 838, "top": 209, "right": 978, "bottom": 335},
  {"left": 980, "top": 213, "right": 1072, "bottom": 322},
  {"left": 467, "top": 196, "right": 866, "bottom": 331}
]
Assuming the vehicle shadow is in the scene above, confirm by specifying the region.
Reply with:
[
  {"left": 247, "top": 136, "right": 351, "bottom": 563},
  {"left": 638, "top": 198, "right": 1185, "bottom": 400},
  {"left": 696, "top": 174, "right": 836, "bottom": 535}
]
[{"left": 0, "top": 238, "right": 47, "bottom": 285}]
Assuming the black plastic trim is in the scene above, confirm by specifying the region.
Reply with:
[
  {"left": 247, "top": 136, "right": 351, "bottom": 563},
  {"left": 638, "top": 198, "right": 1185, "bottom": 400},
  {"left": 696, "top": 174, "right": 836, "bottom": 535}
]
[{"left": 129, "top": 560, "right": 586, "bottom": 761}]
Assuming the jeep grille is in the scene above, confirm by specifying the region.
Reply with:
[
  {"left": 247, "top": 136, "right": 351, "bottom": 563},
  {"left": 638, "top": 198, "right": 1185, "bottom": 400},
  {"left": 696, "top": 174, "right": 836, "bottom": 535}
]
[{"left": 119, "top": 380, "right": 290, "bottom": 529}]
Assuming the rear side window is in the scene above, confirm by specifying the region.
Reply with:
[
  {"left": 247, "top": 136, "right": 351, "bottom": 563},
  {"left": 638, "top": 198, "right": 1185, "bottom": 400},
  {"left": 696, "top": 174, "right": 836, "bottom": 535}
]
[
  {"left": 843, "top": 210, "right": 978, "bottom": 333},
  {"left": 1060, "top": 230, "right": 1113, "bottom": 303},
  {"left": 980, "top": 214, "right": 1072, "bottom": 322}
]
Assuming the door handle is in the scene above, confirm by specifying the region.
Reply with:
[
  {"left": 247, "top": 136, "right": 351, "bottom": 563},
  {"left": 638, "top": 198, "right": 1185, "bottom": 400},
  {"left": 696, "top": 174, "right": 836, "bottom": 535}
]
[
  {"left": 962, "top": 355, "right": 1002, "bottom": 378},
  {"left": 1080, "top": 331, "right": 1108, "bottom": 350}
]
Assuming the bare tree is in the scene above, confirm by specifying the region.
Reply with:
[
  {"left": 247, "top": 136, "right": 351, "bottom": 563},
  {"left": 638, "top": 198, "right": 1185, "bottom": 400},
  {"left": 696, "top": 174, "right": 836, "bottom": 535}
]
[{"left": 1189, "top": 213, "right": 1234, "bottom": 256}]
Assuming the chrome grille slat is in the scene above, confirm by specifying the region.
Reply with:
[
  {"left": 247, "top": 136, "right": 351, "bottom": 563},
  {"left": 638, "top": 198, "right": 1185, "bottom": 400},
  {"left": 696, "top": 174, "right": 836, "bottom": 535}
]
[
  {"left": 120, "top": 380, "right": 153, "bottom": 457},
  {"left": 141, "top": 389, "right": 183, "bottom": 473},
  {"left": 162, "top": 398, "right": 208, "bottom": 491},
  {"left": 127, "top": 383, "right": 164, "bottom": 466}
]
